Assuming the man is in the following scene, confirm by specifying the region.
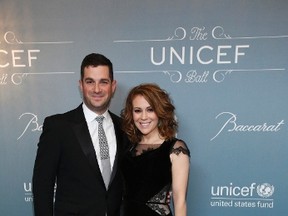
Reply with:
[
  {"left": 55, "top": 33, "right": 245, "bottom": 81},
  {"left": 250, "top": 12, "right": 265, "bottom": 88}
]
[{"left": 32, "top": 53, "right": 128, "bottom": 216}]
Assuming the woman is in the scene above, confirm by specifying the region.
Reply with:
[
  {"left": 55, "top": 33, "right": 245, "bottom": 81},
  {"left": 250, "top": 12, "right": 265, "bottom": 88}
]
[{"left": 120, "top": 83, "right": 190, "bottom": 216}]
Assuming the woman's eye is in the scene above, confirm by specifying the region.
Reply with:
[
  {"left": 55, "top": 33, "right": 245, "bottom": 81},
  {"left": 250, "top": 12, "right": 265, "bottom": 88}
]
[{"left": 147, "top": 108, "right": 154, "bottom": 112}]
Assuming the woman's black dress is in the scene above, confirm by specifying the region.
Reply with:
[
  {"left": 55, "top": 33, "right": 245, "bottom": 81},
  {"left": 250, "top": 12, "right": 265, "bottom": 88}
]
[{"left": 121, "top": 138, "right": 189, "bottom": 216}]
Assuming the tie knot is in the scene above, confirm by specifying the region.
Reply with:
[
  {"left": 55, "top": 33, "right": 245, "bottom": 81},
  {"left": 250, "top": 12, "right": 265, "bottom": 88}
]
[{"left": 95, "top": 115, "right": 104, "bottom": 123}]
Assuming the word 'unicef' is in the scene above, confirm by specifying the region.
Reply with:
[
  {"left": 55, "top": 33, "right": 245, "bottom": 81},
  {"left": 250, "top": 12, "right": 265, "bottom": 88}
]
[
  {"left": 150, "top": 45, "right": 249, "bottom": 65},
  {"left": 212, "top": 182, "right": 257, "bottom": 197},
  {"left": 0, "top": 50, "right": 40, "bottom": 67}
]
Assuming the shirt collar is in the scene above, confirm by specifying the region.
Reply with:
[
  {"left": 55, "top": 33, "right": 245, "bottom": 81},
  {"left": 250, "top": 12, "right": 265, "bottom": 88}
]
[{"left": 82, "top": 103, "right": 110, "bottom": 123}]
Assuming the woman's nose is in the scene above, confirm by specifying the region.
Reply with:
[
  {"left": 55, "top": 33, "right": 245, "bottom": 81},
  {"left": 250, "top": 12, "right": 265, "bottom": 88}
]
[{"left": 141, "top": 111, "right": 147, "bottom": 119}]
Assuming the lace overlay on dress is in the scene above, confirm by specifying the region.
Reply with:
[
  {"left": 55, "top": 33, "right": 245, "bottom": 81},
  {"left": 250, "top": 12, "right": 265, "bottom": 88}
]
[
  {"left": 146, "top": 184, "right": 171, "bottom": 216},
  {"left": 170, "top": 140, "right": 190, "bottom": 157},
  {"left": 170, "top": 146, "right": 190, "bottom": 156},
  {"left": 131, "top": 141, "right": 190, "bottom": 157},
  {"left": 132, "top": 144, "right": 162, "bottom": 156}
]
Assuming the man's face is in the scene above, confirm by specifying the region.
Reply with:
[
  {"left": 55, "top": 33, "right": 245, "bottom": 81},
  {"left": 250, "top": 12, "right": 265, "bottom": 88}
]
[{"left": 79, "top": 65, "right": 116, "bottom": 115}]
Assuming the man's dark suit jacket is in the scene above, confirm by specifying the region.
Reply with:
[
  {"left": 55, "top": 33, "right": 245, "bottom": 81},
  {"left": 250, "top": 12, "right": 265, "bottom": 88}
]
[{"left": 32, "top": 105, "right": 128, "bottom": 216}]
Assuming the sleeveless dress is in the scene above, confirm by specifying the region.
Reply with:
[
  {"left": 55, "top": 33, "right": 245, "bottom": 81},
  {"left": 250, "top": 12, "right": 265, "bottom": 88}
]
[{"left": 121, "top": 138, "right": 190, "bottom": 216}]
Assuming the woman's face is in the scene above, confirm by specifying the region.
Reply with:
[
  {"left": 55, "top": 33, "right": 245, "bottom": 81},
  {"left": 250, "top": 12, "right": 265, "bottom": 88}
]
[{"left": 132, "top": 95, "right": 159, "bottom": 137}]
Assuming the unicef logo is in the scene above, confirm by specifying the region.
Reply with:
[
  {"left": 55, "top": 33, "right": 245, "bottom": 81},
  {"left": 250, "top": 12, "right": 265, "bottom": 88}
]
[{"left": 257, "top": 183, "right": 274, "bottom": 198}]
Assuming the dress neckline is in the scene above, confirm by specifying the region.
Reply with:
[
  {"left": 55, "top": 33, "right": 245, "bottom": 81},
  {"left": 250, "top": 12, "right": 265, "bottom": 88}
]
[{"left": 132, "top": 141, "right": 166, "bottom": 157}]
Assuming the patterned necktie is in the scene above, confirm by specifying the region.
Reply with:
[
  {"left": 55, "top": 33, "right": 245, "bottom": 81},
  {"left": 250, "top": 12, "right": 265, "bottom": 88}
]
[{"left": 95, "top": 116, "right": 111, "bottom": 189}]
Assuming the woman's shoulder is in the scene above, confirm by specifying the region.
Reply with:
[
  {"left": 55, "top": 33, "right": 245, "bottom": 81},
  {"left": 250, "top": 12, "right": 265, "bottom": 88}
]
[{"left": 169, "top": 138, "right": 190, "bottom": 157}]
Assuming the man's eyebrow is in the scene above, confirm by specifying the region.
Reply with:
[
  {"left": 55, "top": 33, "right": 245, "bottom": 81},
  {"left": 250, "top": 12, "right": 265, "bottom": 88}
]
[
  {"left": 84, "top": 77, "right": 94, "bottom": 81},
  {"left": 99, "top": 78, "right": 111, "bottom": 82}
]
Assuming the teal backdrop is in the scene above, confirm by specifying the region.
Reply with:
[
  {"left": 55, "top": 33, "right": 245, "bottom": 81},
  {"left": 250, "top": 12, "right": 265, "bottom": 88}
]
[{"left": 1, "top": 0, "right": 287, "bottom": 215}]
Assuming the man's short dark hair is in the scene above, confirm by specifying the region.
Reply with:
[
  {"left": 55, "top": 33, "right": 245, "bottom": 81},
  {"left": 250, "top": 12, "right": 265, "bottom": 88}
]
[{"left": 80, "top": 53, "right": 114, "bottom": 81}]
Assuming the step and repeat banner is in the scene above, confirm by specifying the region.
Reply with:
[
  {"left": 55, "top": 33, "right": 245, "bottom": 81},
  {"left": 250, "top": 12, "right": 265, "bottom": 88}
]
[{"left": 1, "top": 0, "right": 287, "bottom": 215}]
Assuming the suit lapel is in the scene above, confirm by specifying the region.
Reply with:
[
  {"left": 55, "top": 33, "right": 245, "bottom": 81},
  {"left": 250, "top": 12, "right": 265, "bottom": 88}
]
[
  {"left": 108, "top": 111, "right": 122, "bottom": 188},
  {"left": 72, "top": 105, "right": 102, "bottom": 179}
]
